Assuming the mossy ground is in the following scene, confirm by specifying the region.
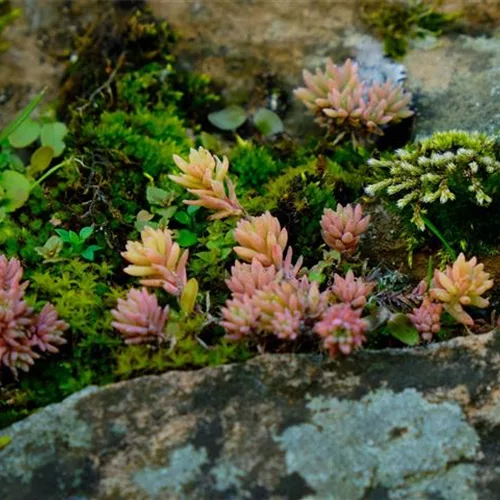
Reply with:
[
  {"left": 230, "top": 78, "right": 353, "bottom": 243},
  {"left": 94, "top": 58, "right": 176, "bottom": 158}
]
[{"left": 0, "top": 3, "right": 498, "bottom": 429}]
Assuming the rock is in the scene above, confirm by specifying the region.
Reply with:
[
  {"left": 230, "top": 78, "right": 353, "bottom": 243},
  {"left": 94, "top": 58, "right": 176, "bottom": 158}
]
[
  {"left": 2, "top": 332, "right": 500, "bottom": 499},
  {"left": 404, "top": 35, "right": 500, "bottom": 138}
]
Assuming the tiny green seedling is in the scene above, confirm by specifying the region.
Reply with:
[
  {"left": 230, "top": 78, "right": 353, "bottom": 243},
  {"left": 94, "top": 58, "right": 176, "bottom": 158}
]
[{"left": 55, "top": 226, "right": 102, "bottom": 261}]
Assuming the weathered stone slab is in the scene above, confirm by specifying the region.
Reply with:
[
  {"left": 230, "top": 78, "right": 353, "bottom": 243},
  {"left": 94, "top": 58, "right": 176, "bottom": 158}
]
[{"left": 2, "top": 332, "right": 500, "bottom": 499}]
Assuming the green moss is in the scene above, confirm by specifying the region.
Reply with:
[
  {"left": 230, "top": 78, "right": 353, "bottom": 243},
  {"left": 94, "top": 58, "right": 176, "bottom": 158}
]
[
  {"left": 230, "top": 141, "right": 284, "bottom": 194},
  {"left": 360, "top": 0, "right": 459, "bottom": 59}
]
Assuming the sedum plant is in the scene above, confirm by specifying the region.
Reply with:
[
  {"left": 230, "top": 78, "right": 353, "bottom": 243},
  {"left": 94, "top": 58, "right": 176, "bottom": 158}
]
[
  {"left": 0, "top": 255, "right": 68, "bottom": 377},
  {"left": 294, "top": 58, "right": 413, "bottom": 145},
  {"left": 366, "top": 130, "right": 500, "bottom": 251},
  {"left": 407, "top": 297, "right": 442, "bottom": 342},
  {"left": 169, "top": 147, "right": 244, "bottom": 220},
  {"left": 429, "top": 253, "right": 493, "bottom": 326},
  {"left": 320, "top": 203, "right": 371, "bottom": 255},
  {"left": 122, "top": 226, "right": 189, "bottom": 296},
  {"left": 111, "top": 288, "right": 169, "bottom": 345}
]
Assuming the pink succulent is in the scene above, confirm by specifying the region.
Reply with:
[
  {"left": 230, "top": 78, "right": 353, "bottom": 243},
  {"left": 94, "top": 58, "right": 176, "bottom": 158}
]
[
  {"left": 294, "top": 58, "right": 413, "bottom": 144},
  {"left": 429, "top": 253, "right": 493, "bottom": 326},
  {"left": 252, "top": 277, "right": 329, "bottom": 340},
  {"left": 407, "top": 297, "right": 442, "bottom": 342},
  {"left": 320, "top": 203, "right": 370, "bottom": 255},
  {"left": 234, "top": 212, "right": 288, "bottom": 268},
  {"left": 122, "top": 226, "right": 189, "bottom": 296},
  {"left": 0, "top": 256, "right": 67, "bottom": 376},
  {"left": 169, "top": 147, "right": 243, "bottom": 220},
  {"left": 226, "top": 259, "right": 278, "bottom": 299},
  {"left": 314, "top": 304, "right": 368, "bottom": 356},
  {"left": 331, "top": 270, "right": 375, "bottom": 309},
  {"left": 111, "top": 288, "right": 169, "bottom": 345},
  {"left": 220, "top": 295, "right": 260, "bottom": 341},
  {"left": 30, "top": 304, "right": 68, "bottom": 353}
]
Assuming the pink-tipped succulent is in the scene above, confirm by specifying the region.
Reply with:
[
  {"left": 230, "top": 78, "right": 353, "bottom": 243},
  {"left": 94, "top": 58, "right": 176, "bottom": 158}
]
[
  {"left": 122, "top": 226, "right": 188, "bottom": 296},
  {"left": 429, "top": 253, "right": 493, "bottom": 326},
  {"left": 30, "top": 304, "right": 68, "bottom": 353},
  {"left": 331, "top": 270, "right": 375, "bottom": 309},
  {"left": 0, "top": 256, "right": 67, "bottom": 376},
  {"left": 220, "top": 295, "right": 260, "bottom": 341},
  {"left": 294, "top": 58, "right": 413, "bottom": 144},
  {"left": 226, "top": 259, "right": 278, "bottom": 299},
  {"left": 407, "top": 297, "right": 442, "bottom": 342},
  {"left": 314, "top": 304, "right": 368, "bottom": 357},
  {"left": 251, "top": 277, "right": 329, "bottom": 340},
  {"left": 169, "top": 147, "right": 243, "bottom": 220},
  {"left": 234, "top": 212, "right": 289, "bottom": 269},
  {"left": 111, "top": 288, "right": 169, "bottom": 345},
  {"left": 221, "top": 276, "right": 329, "bottom": 341},
  {"left": 320, "top": 203, "right": 370, "bottom": 255}
]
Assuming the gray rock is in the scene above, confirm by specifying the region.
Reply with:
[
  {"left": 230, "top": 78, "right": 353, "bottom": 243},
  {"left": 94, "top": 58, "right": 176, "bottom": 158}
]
[
  {"left": 2, "top": 332, "right": 500, "bottom": 499},
  {"left": 405, "top": 35, "right": 500, "bottom": 138}
]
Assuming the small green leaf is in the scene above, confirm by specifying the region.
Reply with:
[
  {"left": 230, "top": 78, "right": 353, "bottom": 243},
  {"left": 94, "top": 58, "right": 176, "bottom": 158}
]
[
  {"left": 40, "top": 122, "right": 68, "bottom": 157},
  {"left": 174, "top": 211, "right": 191, "bottom": 225},
  {"left": 186, "top": 205, "right": 201, "bottom": 215},
  {"left": 253, "top": 108, "right": 284, "bottom": 137},
  {"left": 0, "top": 170, "right": 31, "bottom": 212},
  {"left": 387, "top": 313, "right": 420, "bottom": 346},
  {"left": 8, "top": 119, "right": 41, "bottom": 148},
  {"left": 208, "top": 105, "right": 247, "bottom": 131},
  {"left": 177, "top": 229, "right": 198, "bottom": 247},
  {"left": 29, "top": 146, "right": 54, "bottom": 176},
  {"left": 55, "top": 228, "right": 70, "bottom": 242},
  {"left": 146, "top": 186, "right": 172, "bottom": 206},
  {"left": 79, "top": 226, "right": 93, "bottom": 240},
  {"left": 81, "top": 245, "right": 101, "bottom": 261},
  {"left": 68, "top": 231, "right": 80, "bottom": 245},
  {"left": 155, "top": 206, "right": 177, "bottom": 221}
]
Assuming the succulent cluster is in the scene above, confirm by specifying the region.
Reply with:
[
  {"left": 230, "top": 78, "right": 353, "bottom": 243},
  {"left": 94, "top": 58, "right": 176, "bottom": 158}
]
[
  {"left": 294, "top": 58, "right": 413, "bottom": 145},
  {"left": 169, "top": 147, "right": 244, "bottom": 220},
  {"left": 406, "top": 253, "right": 493, "bottom": 341},
  {"left": 365, "top": 131, "right": 500, "bottom": 241},
  {"left": 0, "top": 256, "right": 68, "bottom": 376},
  {"left": 221, "top": 210, "right": 374, "bottom": 355},
  {"left": 321, "top": 203, "right": 371, "bottom": 255}
]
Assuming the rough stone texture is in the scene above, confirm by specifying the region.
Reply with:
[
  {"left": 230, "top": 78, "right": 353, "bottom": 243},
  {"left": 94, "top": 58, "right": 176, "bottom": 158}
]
[
  {"left": 2, "top": 332, "right": 500, "bottom": 499},
  {"left": 405, "top": 35, "right": 500, "bottom": 138}
]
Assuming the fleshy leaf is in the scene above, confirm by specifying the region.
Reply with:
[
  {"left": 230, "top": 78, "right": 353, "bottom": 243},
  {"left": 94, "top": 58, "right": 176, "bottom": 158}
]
[
  {"left": 8, "top": 119, "right": 40, "bottom": 148},
  {"left": 40, "top": 122, "right": 68, "bottom": 157},
  {"left": 208, "top": 105, "right": 247, "bottom": 131},
  {"left": 29, "top": 146, "right": 54, "bottom": 176},
  {"left": 0, "top": 170, "right": 31, "bottom": 212},
  {"left": 387, "top": 313, "right": 420, "bottom": 346},
  {"left": 253, "top": 108, "right": 284, "bottom": 136}
]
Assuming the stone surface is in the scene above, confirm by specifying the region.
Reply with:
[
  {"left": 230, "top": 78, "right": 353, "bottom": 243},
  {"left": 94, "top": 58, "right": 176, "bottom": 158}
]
[
  {"left": 404, "top": 34, "right": 500, "bottom": 138},
  {"left": 2, "top": 332, "right": 500, "bottom": 499}
]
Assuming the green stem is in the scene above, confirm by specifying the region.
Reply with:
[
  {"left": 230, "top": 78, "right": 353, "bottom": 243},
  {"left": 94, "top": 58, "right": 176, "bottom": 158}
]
[
  {"left": 421, "top": 215, "right": 457, "bottom": 261},
  {"left": 30, "top": 158, "right": 70, "bottom": 191}
]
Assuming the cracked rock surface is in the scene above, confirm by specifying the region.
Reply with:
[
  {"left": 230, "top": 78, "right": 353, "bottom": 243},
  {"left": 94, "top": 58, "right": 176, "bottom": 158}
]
[{"left": 2, "top": 332, "right": 500, "bottom": 499}]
